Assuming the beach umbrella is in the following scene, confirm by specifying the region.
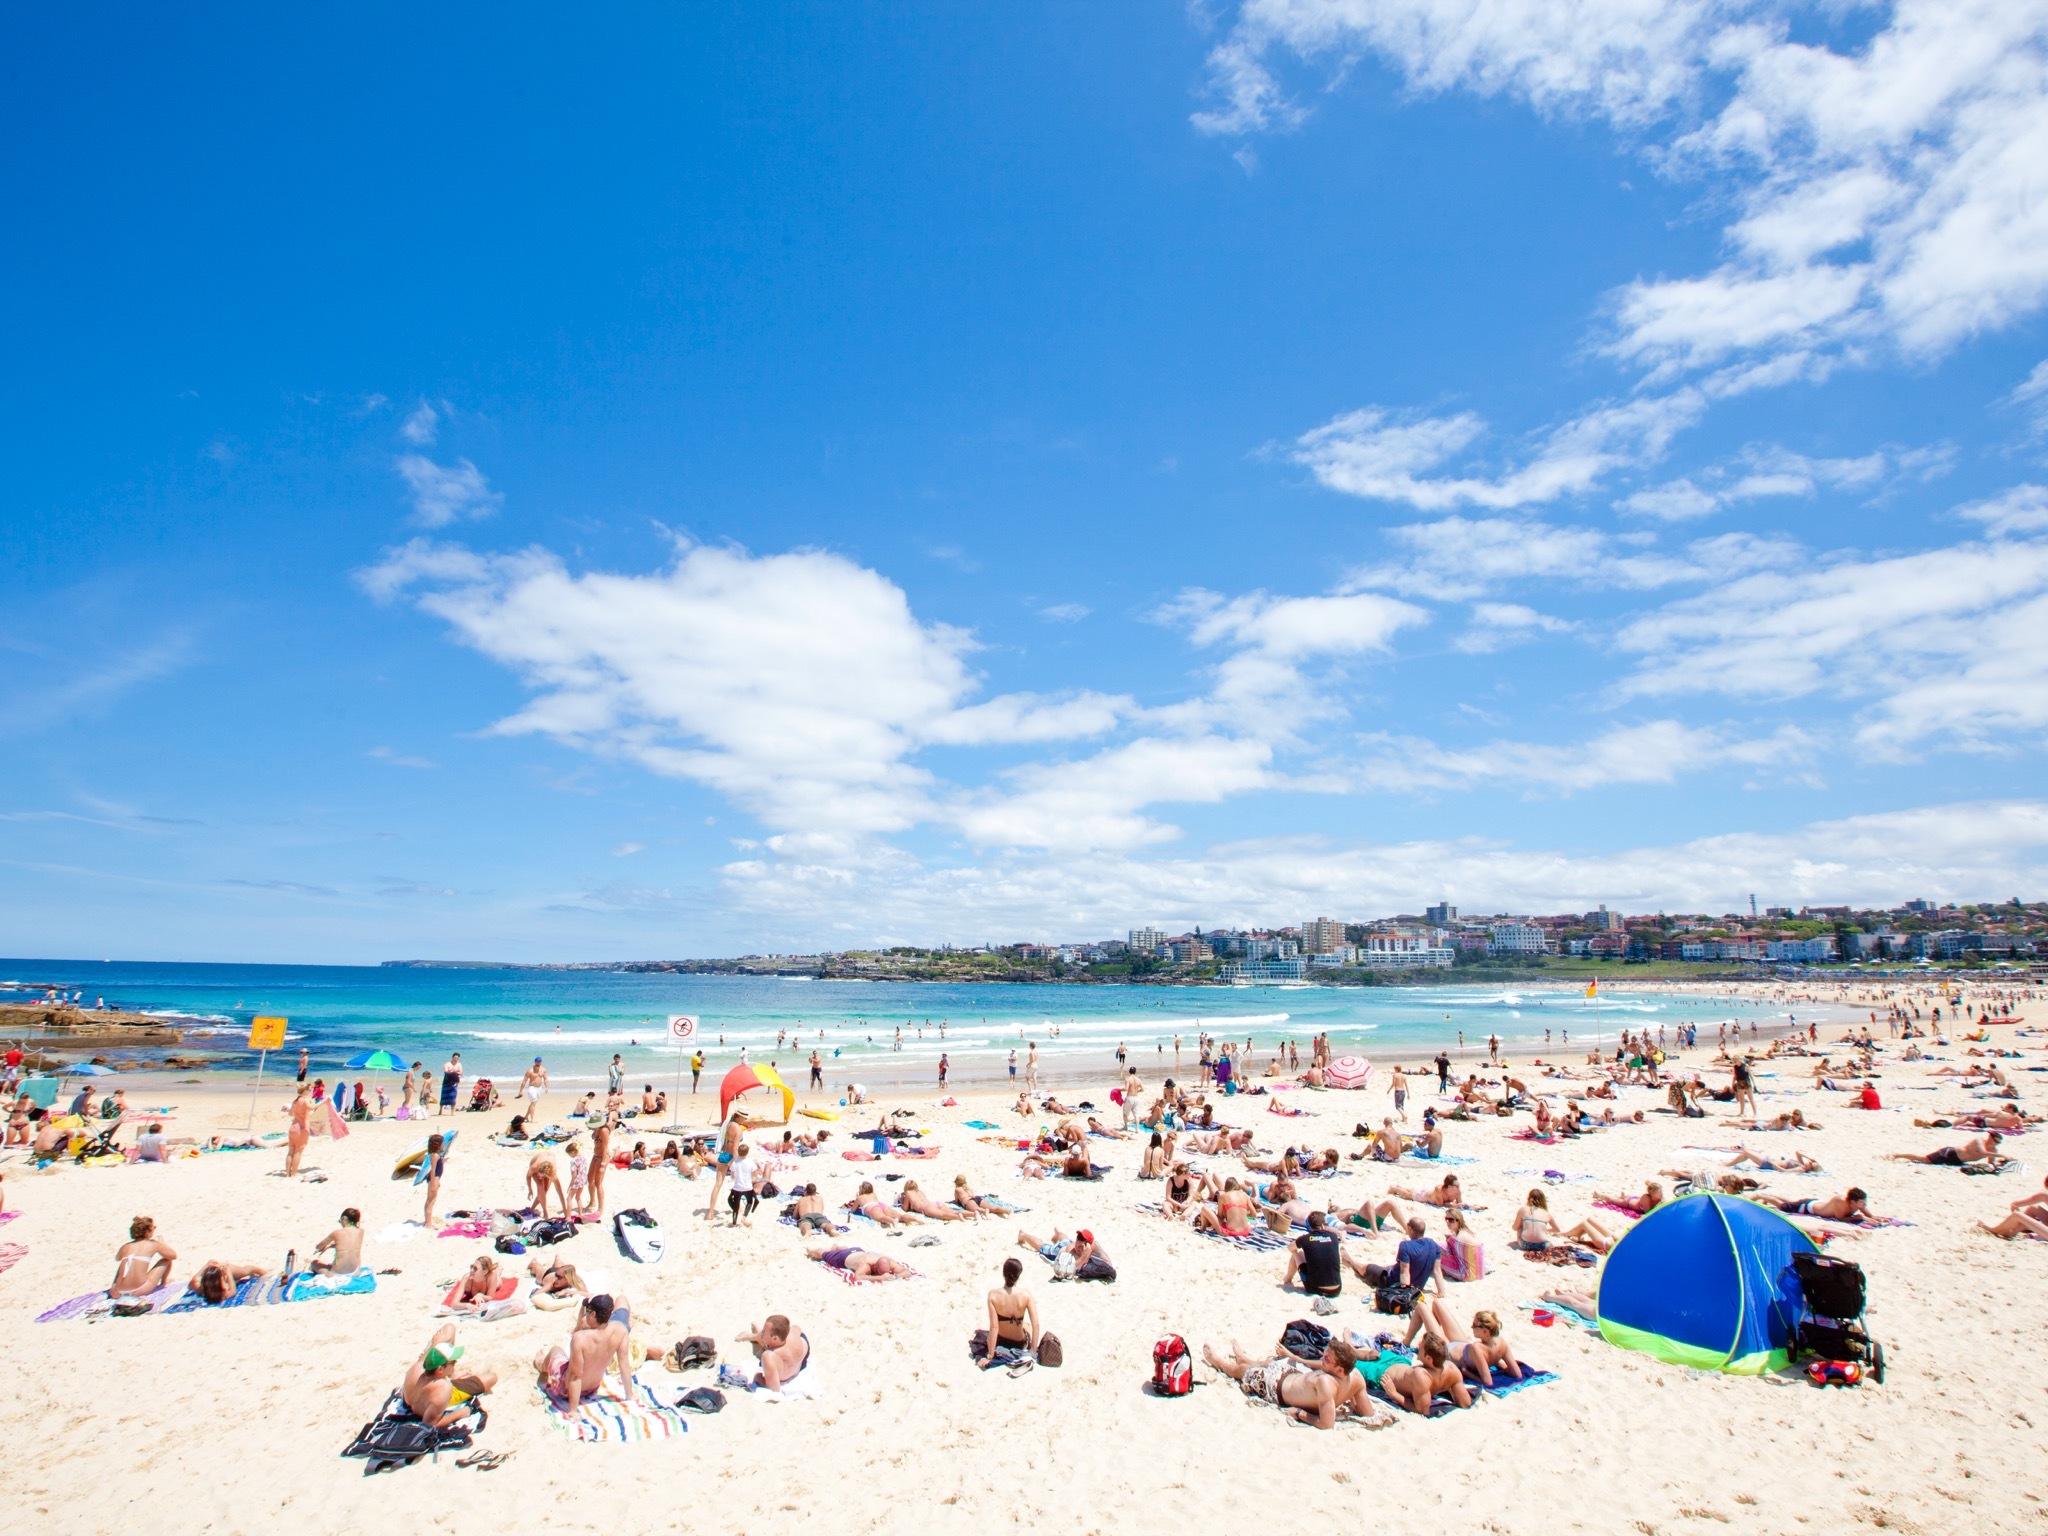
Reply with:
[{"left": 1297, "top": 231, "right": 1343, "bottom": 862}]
[
  {"left": 344, "top": 1049, "right": 407, "bottom": 1071},
  {"left": 1598, "top": 1194, "right": 1816, "bottom": 1375},
  {"left": 1325, "top": 1055, "right": 1371, "bottom": 1090},
  {"left": 67, "top": 1062, "right": 114, "bottom": 1077},
  {"left": 718, "top": 1062, "right": 794, "bottom": 1125}
]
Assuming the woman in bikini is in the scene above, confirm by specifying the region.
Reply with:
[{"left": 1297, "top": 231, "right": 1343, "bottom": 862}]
[
  {"left": 981, "top": 1255, "right": 1041, "bottom": 1366},
  {"left": 1437, "top": 1208, "right": 1483, "bottom": 1281},
  {"left": 1376, "top": 1333, "right": 1472, "bottom": 1414},
  {"left": 848, "top": 1179, "right": 922, "bottom": 1226},
  {"left": 1439, "top": 1309, "right": 1527, "bottom": 1388},
  {"left": 951, "top": 1173, "right": 1004, "bottom": 1217},
  {"left": 1161, "top": 1162, "right": 1200, "bottom": 1219},
  {"left": 111, "top": 1215, "right": 177, "bottom": 1297},
  {"left": 899, "top": 1179, "right": 970, "bottom": 1221},
  {"left": 1193, "top": 1176, "right": 1256, "bottom": 1235},
  {"left": 1596, "top": 1179, "right": 1664, "bottom": 1216},
  {"left": 1138, "top": 1132, "right": 1167, "bottom": 1179},
  {"left": 1512, "top": 1188, "right": 1617, "bottom": 1253},
  {"left": 447, "top": 1254, "right": 505, "bottom": 1314}
]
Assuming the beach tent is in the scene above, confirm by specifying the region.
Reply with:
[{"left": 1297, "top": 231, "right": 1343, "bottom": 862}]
[
  {"left": 1597, "top": 1194, "right": 1816, "bottom": 1374},
  {"left": 718, "top": 1062, "right": 794, "bottom": 1125},
  {"left": 1325, "top": 1055, "right": 1372, "bottom": 1090}
]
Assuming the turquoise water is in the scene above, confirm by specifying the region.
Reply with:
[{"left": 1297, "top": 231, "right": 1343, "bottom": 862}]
[{"left": 1, "top": 959, "right": 1799, "bottom": 1090}]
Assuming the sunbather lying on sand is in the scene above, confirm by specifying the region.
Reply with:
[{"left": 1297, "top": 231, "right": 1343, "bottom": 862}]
[
  {"left": 804, "top": 1241, "right": 914, "bottom": 1278},
  {"left": 187, "top": 1259, "right": 267, "bottom": 1304},
  {"left": 1596, "top": 1180, "right": 1664, "bottom": 1216},
  {"left": 899, "top": 1179, "right": 970, "bottom": 1221},
  {"left": 1203, "top": 1335, "right": 1386, "bottom": 1428},
  {"left": 1387, "top": 1174, "right": 1464, "bottom": 1208},
  {"left": 1722, "top": 1145, "right": 1822, "bottom": 1172},
  {"left": 847, "top": 1180, "right": 924, "bottom": 1225},
  {"left": 1756, "top": 1187, "right": 1877, "bottom": 1223},
  {"left": 1888, "top": 1133, "right": 2004, "bottom": 1167}
]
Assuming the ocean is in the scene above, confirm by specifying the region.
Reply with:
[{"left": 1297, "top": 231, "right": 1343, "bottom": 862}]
[{"left": 0, "top": 958, "right": 1812, "bottom": 1093}]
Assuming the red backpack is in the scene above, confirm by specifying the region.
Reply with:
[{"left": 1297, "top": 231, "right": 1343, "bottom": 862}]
[{"left": 1152, "top": 1334, "right": 1192, "bottom": 1396}]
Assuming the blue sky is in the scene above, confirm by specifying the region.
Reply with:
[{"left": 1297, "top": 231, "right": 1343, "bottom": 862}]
[{"left": 5, "top": 3, "right": 2047, "bottom": 963}]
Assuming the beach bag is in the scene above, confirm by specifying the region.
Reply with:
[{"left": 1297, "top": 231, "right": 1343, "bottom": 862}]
[
  {"left": 1373, "top": 1283, "right": 1422, "bottom": 1315},
  {"left": 1075, "top": 1253, "right": 1116, "bottom": 1283},
  {"left": 526, "top": 1217, "right": 575, "bottom": 1246},
  {"left": 1036, "top": 1332, "right": 1063, "bottom": 1367},
  {"left": 667, "top": 1336, "right": 717, "bottom": 1370},
  {"left": 1151, "top": 1334, "right": 1192, "bottom": 1396},
  {"left": 679, "top": 1387, "right": 725, "bottom": 1413},
  {"left": 494, "top": 1235, "right": 527, "bottom": 1255},
  {"left": 341, "top": 1392, "right": 481, "bottom": 1474},
  {"left": 1280, "top": 1319, "right": 1332, "bottom": 1360}
]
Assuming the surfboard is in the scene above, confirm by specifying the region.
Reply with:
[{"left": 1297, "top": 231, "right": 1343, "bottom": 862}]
[
  {"left": 799, "top": 1108, "right": 839, "bottom": 1121},
  {"left": 393, "top": 1129, "right": 458, "bottom": 1183},
  {"left": 614, "top": 1208, "right": 665, "bottom": 1264}
]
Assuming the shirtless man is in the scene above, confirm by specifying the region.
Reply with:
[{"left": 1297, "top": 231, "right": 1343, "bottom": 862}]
[
  {"left": 309, "top": 1207, "right": 364, "bottom": 1274},
  {"left": 519, "top": 1057, "right": 549, "bottom": 1120},
  {"left": 804, "top": 1242, "right": 913, "bottom": 1280},
  {"left": 1890, "top": 1132, "right": 2004, "bottom": 1167},
  {"left": 739, "top": 1313, "right": 812, "bottom": 1390},
  {"left": 1202, "top": 1336, "right": 1373, "bottom": 1429},
  {"left": 1723, "top": 1145, "right": 1822, "bottom": 1173},
  {"left": 405, "top": 1326, "right": 499, "bottom": 1428},
  {"left": 285, "top": 1084, "right": 312, "bottom": 1178},
  {"left": 1367, "top": 1118, "right": 1405, "bottom": 1162},
  {"left": 535, "top": 1293, "right": 637, "bottom": 1419},
  {"left": 1377, "top": 1332, "right": 1473, "bottom": 1414},
  {"left": 1387, "top": 1173, "right": 1464, "bottom": 1208},
  {"left": 792, "top": 1182, "right": 837, "bottom": 1235},
  {"left": 526, "top": 1150, "right": 568, "bottom": 1219},
  {"left": 1757, "top": 1186, "right": 1878, "bottom": 1224}
]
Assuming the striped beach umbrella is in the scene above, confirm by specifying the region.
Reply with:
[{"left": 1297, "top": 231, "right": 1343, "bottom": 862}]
[
  {"left": 1325, "top": 1055, "right": 1372, "bottom": 1089},
  {"left": 344, "top": 1049, "right": 407, "bottom": 1071}
]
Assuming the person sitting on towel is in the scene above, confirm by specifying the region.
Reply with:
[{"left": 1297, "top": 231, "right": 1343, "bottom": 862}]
[
  {"left": 534, "top": 1293, "right": 637, "bottom": 1420},
  {"left": 405, "top": 1325, "right": 499, "bottom": 1427}
]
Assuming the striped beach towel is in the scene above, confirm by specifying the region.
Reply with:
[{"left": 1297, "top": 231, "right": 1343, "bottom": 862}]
[
  {"left": 1135, "top": 1202, "right": 1290, "bottom": 1251},
  {"left": 543, "top": 1372, "right": 691, "bottom": 1443}
]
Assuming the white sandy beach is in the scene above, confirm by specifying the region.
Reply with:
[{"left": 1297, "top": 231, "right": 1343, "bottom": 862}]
[{"left": 3, "top": 978, "right": 2044, "bottom": 1536}]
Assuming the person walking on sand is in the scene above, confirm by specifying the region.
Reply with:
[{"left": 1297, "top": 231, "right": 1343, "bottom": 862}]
[
  {"left": 285, "top": 1084, "right": 312, "bottom": 1177},
  {"left": 691, "top": 1049, "right": 704, "bottom": 1094},
  {"left": 587, "top": 1116, "right": 613, "bottom": 1217},
  {"left": 1025, "top": 1043, "right": 1039, "bottom": 1091},
  {"left": 520, "top": 1057, "right": 549, "bottom": 1119},
  {"left": 938, "top": 1053, "right": 949, "bottom": 1088},
  {"left": 422, "top": 1132, "right": 449, "bottom": 1229},
  {"left": 296, "top": 1047, "right": 309, "bottom": 1085}
]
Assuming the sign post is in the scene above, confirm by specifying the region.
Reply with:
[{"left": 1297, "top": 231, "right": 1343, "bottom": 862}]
[
  {"left": 246, "top": 1016, "right": 287, "bottom": 1132},
  {"left": 664, "top": 1015, "right": 698, "bottom": 1133}
]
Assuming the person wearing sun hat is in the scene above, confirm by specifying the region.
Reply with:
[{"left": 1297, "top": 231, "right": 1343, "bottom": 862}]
[{"left": 403, "top": 1324, "right": 499, "bottom": 1427}]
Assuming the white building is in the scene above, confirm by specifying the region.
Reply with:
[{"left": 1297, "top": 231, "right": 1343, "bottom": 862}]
[
  {"left": 1766, "top": 936, "right": 1836, "bottom": 962},
  {"left": 1220, "top": 958, "right": 1308, "bottom": 982},
  {"left": 1128, "top": 926, "right": 1166, "bottom": 954},
  {"left": 1245, "top": 936, "right": 1299, "bottom": 961},
  {"left": 1488, "top": 922, "right": 1549, "bottom": 955},
  {"left": 1358, "top": 932, "right": 1455, "bottom": 969}
]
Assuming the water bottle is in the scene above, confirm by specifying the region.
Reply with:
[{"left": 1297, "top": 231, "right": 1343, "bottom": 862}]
[{"left": 283, "top": 1248, "right": 296, "bottom": 1279}]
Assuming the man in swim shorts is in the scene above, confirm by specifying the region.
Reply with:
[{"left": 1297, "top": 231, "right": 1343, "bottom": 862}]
[
  {"left": 739, "top": 1313, "right": 812, "bottom": 1389},
  {"left": 534, "top": 1293, "right": 636, "bottom": 1420},
  {"left": 1203, "top": 1336, "right": 1375, "bottom": 1428},
  {"left": 520, "top": 1058, "right": 548, "bottom": 1117}
]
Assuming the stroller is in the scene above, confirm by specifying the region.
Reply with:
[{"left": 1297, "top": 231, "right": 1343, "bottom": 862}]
[
  {"left": 1790, "top": 1251, "right": 1884, "bottom": 1383},
  {"left": 466, "top": 1079, "right": 499, "bottom": 1112}
]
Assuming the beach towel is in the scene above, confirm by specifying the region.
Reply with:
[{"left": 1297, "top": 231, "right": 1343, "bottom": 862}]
[
  {"left": 955, "top": 1195, "right": 1026, "bottom": 1215},
  {"left": 1594, "top": 1200, "right": 1646, "bottom": 1220},
  {"left": 374, "top": 1221, "right": 427, "bottom": 1244},
  {"left": 39, "top": 1285, "right": 175, "bottom": 1322},
  {"left": 0, "top": 1240, "right": 25, "bottom": 1276},
  {"left": 1504, "top": 1169, "right": 1595, "bottom": 1183},
  {"left": 0, "top": 1210, "right": 22, "bottom": 1224},
  {"left": 965, "top": 1120, "right": 1001, "bottom": 1130},
  {"left": 543, "top": 1371, "right": 691, "bottom": 1443},
  {"left": 435, "top": 1220, "right": 491, "bottom": 1240},
  {"left": 779, "top": 1213, "right": 851, "bottom": 1235},
  {"left": 1518, "top": 1299, "right": 1597, "bottom": 1331},
  {"left": 288, "top": 1269, "right": 378, "bottom": 1302}
]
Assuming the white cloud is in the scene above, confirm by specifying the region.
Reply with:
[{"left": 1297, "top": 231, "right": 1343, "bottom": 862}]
[
  {"left": 2008, "top": 363, "right": 2048, "bottom": 432},
  {"left": 720, "top": 796, "right": 2048, "bottom": 938},
  {"left": 1350, "top": 719, "right": 1811, "bottom": 794},
  {"left": 949, "top": 735, "right": 1278, "bottom": 851},
  {"left": 1452, "top": 601, "right": 1576, "bottom": 652},
  {"left": 611, "top": 841, "right": 646, "bottom": 858},
  {"left": 396, "top": 455, "right": 502, "bottom": 527},
  {"left": 1348, "top": 515, "right": 1795, "bottom": 600},
  {"left": 1037, "top": 602, "right": 1091, "bottom": 622},
  {"left": 1294, "top": 392, "right": 1702, "bottom": 510},
  {"left": 367, "top": 746, "right": 435, "bottom": 770},
  {"left": 1621, "top": 444, "right": 1949, "bottom": 518},
  {"left": 399, "top": 400, "right": 440, "bottom": 446},
  {"left": 1621, "top": 478, "right": 1721, "bottom": 521},
  {"left": 1200, "top": 1, "right": 2048, "bottom": 372},
  {"left": 1957, "top": 484, "right": 2048, "bottom": 537},
  {"left": 1616, "top": 520, "right": 2048, "bottom": 751}
]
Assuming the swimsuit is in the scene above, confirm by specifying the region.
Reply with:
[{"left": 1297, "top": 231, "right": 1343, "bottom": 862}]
[{"left": 1241, "top": 1358, "right": 1311, "bottom": 1404}]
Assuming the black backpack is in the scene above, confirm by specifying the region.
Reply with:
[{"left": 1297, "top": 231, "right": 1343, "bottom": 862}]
[
  {"left": 525, "top": 1217, "right": 576, "bottom": 1246},
  {"left": 341, "top": 1392, "right": 483, "bottom": 1475},
  {"left": 1280, "top": 1319, "right": 1332, "bottom": 1360}
]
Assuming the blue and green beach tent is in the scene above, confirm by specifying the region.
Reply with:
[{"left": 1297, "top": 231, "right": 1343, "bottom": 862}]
[{"left": 1597, "top": 1194, "right": 1816, "bottom": 1374}]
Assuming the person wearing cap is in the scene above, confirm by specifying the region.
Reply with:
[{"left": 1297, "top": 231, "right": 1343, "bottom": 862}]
[
  {"left": 404, "top": 1324, "right": 498, "bottom": 1427},
  {"left": 1015, "top": 1226, "right": 1115, "bottom": 1281}
]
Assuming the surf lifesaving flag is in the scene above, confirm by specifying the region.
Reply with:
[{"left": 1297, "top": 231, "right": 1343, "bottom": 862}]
[{"left": 1585, "top": 980, "right": 1598, "bottom": 998}]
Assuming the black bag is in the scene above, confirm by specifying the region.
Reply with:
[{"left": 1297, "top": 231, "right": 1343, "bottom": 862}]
[
  {"left": 494, "top": 1234, "right": 527, "bottom": 1255},
  {"left": 525, "top": 1217, "right": 575, "bottom": 1246},
  {"left": 759, "top": 1180, "right": 780, "bottom": 1198},
  {"left": 1791, "top": 1252, "right": 1866, "bottom": 1319},
  {"left": 1374, "top": 1283, "right": 1422, "bottom": 1315},
  {"left": 1280, "top": 1319, "right": 1332, "bottom": 1360},
  {"left": 679, "top": 1387, "right": 726, "bottom": 1413},
  {"left": 1075, "top": 1253, "right": 1117, "bottom": 1283},
  {"left": 668, "top": 1335, "right": 717, "bottom": 1369}
]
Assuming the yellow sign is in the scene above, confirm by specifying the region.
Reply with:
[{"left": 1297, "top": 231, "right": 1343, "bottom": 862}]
[{"left": 248, "top": 1016, "right": 288, "bottom": 1051}]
